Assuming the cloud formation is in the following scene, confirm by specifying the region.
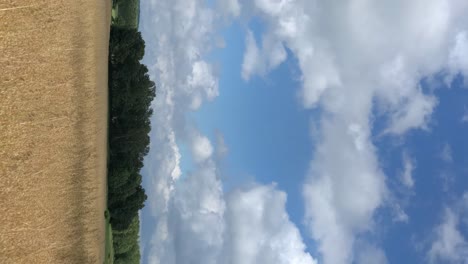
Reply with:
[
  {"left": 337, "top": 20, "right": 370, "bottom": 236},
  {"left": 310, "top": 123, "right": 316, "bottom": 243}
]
[
  {"left": 225, "top": 185, "right": 317, "bottom": 264},
  {"left": 139, "top": 0, "right": 222, "bottom": 262},
  {"left": 140, "top": 1, "right": 315, "bottom": 263},
  {"left": 428, "top": 198, "right": 468, "bottom": 263},
  {"left": 152, "top": 157, "right": 317, "bottom": 264},
  {"left": 240, "top": 1, "right": 468, "bottom": 263},
  {"left": 161, "top": 160, "right": 226, "bottom": 264},
  {"left": 140, "top": 0, "right": 220, "bottom": 211},
  {"left": 217, "top": 0, "right": 242, "bottom": 18},
  {"left": 139, "top": 0, "right": 468, "bottom": 263},
  {"left": 241, "top": 29, "right": 287, "bottom": 81},
  {"left": 303, "top": 118, "right": 386, "bottom": 264},
  {"left": 191, "top": 133, "right": 214, "bottom": 163}
]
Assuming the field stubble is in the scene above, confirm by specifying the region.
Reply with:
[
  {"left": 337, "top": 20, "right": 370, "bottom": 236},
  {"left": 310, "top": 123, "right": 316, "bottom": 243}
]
[{"left": 0, "top": 0, "right": 110, "bottom": 263}]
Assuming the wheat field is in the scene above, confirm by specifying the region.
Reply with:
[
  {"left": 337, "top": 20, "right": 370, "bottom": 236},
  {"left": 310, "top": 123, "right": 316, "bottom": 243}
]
[{"left": 0, "top": 0, "right": 110, "bottom": 263}]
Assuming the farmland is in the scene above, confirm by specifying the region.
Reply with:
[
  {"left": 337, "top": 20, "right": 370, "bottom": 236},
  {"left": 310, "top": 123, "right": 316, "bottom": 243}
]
[{"left": 0, "top": 0, "right": 111, "bottom": 263}]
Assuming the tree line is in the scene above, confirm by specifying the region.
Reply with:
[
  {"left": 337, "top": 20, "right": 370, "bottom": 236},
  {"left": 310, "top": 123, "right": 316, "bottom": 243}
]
[
  {"left": 112, "top": 217, "right": 141, "bottom": 264},
  {"left": 108, "top": 25, "right": 155, "bottom": 263}
]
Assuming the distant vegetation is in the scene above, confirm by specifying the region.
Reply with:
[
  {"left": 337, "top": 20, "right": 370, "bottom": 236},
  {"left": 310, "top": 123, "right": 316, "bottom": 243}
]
[
  {"left": 112, "top": 217, "right": 141, "bottom": 264},
  {"left": 107, "top": 18, "right": 154, "bottom": 263},
  {"left": 112, "top": 0, "right": 140, "bottom": 29}
]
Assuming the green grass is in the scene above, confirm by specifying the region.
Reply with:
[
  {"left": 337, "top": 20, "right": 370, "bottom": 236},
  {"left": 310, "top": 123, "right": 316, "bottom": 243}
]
[{"left": 104, "top": 210, "right": 114, "bottom": 264}]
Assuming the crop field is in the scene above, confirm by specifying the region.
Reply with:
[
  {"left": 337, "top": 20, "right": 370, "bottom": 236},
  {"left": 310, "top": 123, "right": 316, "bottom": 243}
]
[{"left": 0, "top": 0, "right": 111, "bottom": 263}]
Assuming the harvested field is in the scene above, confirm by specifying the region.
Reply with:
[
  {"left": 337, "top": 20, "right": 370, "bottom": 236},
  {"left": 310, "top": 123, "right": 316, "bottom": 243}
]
[{"left": 0, "top": 0, "right": 111, "bottom": 263}]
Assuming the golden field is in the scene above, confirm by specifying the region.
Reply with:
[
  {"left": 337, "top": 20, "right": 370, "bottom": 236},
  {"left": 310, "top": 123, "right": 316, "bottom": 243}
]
[{"left": 0, "top": 0, "right": 111, "bottom": 263}]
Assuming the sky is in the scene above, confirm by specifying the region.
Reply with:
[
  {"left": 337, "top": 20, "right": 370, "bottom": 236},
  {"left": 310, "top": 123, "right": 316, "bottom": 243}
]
[{"left": 138, "top": 1, "right": 468, "bottom": 263}]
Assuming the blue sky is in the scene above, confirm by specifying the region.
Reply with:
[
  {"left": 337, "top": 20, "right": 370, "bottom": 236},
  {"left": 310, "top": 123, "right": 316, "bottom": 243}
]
[
  {"left": 139, "top": 1, "right": 468, "bottom": 264},
  {"left": 191, "top": 20, "right": 317, "bottom": 250}
]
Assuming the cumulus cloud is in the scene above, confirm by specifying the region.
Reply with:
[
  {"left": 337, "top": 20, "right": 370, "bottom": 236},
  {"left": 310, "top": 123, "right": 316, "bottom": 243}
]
[
  {"left": 139, "top": 0, "right": 222, "bottom": 262},
  {"left": 428, "top": 208, "right": 468, "bottom": 263},
  {"left": 241, "top": 30, "right": 287, "bottom": 81},
  {"left": 191, "top": 133, "right": 214, "bottom": 163},
  {"left": 303, "top": 118, "right": 386, "bottom": 264},
  {"left": 140, "top": 3, "right": 315, "bottom": 263},
  {"left": 384, "top": 88, "right": 438, "bottom": 134},
  {"left": 159, "top": 160, "right": 226, "bottom": 264},
  {"left": 216, "top": 0, "right": 242, "bottom": 18},
  {"left": 449, "top": 31, "right": 468, "bottom": 78},
  {"left": 139, "top": 0, "right": 468, "bottom": 263},
  {"left": 240, "top": 1, "right": 468, "bottom": 263},
  {"left": 152, "top": 157, "right": 317, "bottom": 264},
  {"left": 186, "top": 61, "right": 219, "bottom": 110},
  {"left": 225, "top": 185, "right": 317, "bottom": 264}
]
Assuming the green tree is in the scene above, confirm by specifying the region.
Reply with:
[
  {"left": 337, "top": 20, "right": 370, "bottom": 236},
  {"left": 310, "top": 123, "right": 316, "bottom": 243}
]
[
  {"left": 113, "top": 217, "right": 140, "bottom": 255},
  {"left": 107, "top": 24, "right": 154, "bottom": 260},
  {"left": 114, "top": 243, "right": 140, "bottom": 264}
]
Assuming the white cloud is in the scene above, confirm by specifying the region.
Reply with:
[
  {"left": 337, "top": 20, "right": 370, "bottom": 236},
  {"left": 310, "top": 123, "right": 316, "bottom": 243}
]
[
  {"left": 138, "top": 0, "right": 468, "bottom": 263},
  {"left": 401, "top": 152, "right": 415, "bottom": 188},
  {"left": 139, "top": 0, "right": 222, "bottom": 262},
  {"left": 151, "top": 157, "right": 317, "bottom": 264},
  {"left": 303, "top": 118, "right": 386, "bottom": 264},
  {"left": 449, "top": 31, "right": 468, "bottom": 77},
  {"left": 241, "top": 30, "right": 260, "bottom": 81},
  {"left": 241, "top": 30, "right": 287, "bottom": 81},
  {"left": 387, "top": 151, "right": 415, "bottom": 224},
  {"left": 186, "top": 61, "right": 219, "bottom": 110},
  {"left": 392, "top": 203, "right": 409, "bottom": 223},
  {"left": 217, "top": 0, "right": 242, "bottom": 18},
  {"left": 225, "top": 185, "right": 317, "bottom": 264},
  {"left": 191, "top": 133, "right": 214, "bottom": 163},
  {"left": 428, "top": 208, "right": 468, "bottom": 263},
  {"left": 441, "top": 143, "right": 453, "bottom": 163},
  {"left": 384, "top": 87, "right": 438, "bottom": 134},
  {"left": 139, "top": 0, "right": 318, "bottom": 263},
  {"left": 159, "top": 160, "right": 226, "bottom": 264},
  {"left": 240, "top": 1, "right": 468, "bottom": 264}
]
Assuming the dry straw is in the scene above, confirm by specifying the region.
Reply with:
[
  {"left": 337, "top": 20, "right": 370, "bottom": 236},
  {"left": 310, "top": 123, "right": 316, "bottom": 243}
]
[{"left": 0, "top": 0, "right": 111, "bottom": 263}]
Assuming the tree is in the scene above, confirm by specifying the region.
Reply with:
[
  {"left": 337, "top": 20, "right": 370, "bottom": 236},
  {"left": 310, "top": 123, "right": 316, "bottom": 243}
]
[
  {"left": 107, "top": 24, "right": 154, "bottom": 260},
  {"left": 114, "top": 243, "right": 140, "bottom": 264},
  {"left": 110, "top": 187, "right": 147, "bottom": 230},
  {"left": 109, "top": 27, "right": 145, "bottom": 64},
  {"left": 113, "top": 217, "right": 140, "bottom": 255}
]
